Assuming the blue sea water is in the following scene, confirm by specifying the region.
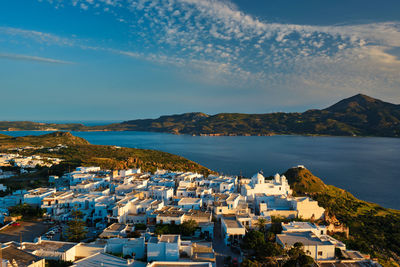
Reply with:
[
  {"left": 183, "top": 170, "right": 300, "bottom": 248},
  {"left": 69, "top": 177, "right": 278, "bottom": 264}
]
[{"left": 2, "top": 130, "right": 400, "bottom": 210}]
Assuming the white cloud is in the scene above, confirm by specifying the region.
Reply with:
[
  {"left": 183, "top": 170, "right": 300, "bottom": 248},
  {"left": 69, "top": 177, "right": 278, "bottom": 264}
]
[{"left": 80, "top": 3, "right": 88, "bottom": 10}]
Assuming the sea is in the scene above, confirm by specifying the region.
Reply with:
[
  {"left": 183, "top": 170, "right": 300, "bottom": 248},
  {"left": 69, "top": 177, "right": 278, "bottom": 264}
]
[{"left": 2, "top": 129, "right": 400, "bottom": 210}]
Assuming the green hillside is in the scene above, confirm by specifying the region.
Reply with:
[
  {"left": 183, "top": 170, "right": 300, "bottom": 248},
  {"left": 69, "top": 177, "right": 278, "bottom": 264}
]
[
  {"left": 284, "top": 167, "right": 400, "bottom": 266},
  {"left": 0, "top": 132, "right": 213, "bottom": 190},
  {"left": 0, "top": 131, "right": 90, "bottom": 148}
]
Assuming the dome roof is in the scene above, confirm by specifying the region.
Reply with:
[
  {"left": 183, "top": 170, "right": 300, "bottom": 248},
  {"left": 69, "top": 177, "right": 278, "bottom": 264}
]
[{"left": 252, "top": 172, "right": 265, "bottom": 180}]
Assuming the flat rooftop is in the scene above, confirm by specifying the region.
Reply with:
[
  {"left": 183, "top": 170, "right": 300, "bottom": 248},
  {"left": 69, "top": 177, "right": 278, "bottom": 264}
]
[
  {"left": 105, "top": 223, "right": 126, "bottom": 232},
  {"left": 179, "top": 198, "right": 201, "bottom": 204},
  {"left": 149, "top": 263, "right": 211, "bottom": 267},
  {"left": 154, "top": 206, "right": 185, "bottom": 217},
  {"left": 74, "top": 252, "right": 130, "bottom": 267},
  {"left": 277, "top": 232, "right": 333, "bottom": 246},
  {"left": 282, "top": 222, "right": 323, "bottom": 231},
  {"left": 222, "top": 217, "right": 244, "bottom": 229},
  {"left": 23, "top": 240, "right": 76, "bottom": 253},
  {"left": 159, "top": 235, "right": 179, "bottom": 243},
  {"left": 1, "top": 245, "right": 43, "bottom": 265}
]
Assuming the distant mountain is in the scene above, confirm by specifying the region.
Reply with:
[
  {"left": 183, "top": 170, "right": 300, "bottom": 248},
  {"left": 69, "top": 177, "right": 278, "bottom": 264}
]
[
  {"left": 98, "top": 94, "right": 400, "bottom": 137},
  {"left": 0, "top": 121, "right": 85, "bottom": 131},
  {"left": 0, "top": 94, "right": 399, "bottom": 137}
]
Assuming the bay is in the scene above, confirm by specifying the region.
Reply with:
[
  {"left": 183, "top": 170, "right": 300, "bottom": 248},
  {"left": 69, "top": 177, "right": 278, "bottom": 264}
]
[{"left": 2, "top": 130, "right": 400, "bottom": 210}]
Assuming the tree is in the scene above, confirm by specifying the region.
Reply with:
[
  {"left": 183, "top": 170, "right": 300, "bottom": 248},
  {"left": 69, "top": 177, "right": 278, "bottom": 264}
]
[
  {"left": 258, "top": 242, "right": 283, "bottom": 257},
  {"left": 180, "top": 219, "right": 198, "bottom": 236},
  {"left": 287, "top": 242, "right": 304, "bottom": 259},
  {"left": 283, "top": 242, "right": 314, "bottom": 267},
  {"left": 269, "top": 222, "right": 283, "bottom": 235},
  {"left": 65, "top": 209, "right": 87, "bottom": 242},
  {"left": 241, "top": 258, "right": 261, "bottom": 267},
  {"left": 127, "top": 230, "right": 141, "bottom": 238},
  {"left": 255, "top": 217, "right": 267, "bottom": 232},
  {"left": 9, "top": 203, "right": 44, "bottom": 219},
  {"left": 242, "top": 230, "right": 266, "bottom": 250}
]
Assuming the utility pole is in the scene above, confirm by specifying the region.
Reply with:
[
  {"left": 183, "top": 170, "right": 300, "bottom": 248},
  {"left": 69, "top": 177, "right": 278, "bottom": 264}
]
[{"left": 0, "top": 243, "right": 2, "bottom": 267}]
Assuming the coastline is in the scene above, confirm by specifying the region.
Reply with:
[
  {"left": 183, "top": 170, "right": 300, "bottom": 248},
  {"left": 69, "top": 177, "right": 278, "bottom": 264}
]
[{"left": 2, "top": 128, "right": 399, "bottom": 139}]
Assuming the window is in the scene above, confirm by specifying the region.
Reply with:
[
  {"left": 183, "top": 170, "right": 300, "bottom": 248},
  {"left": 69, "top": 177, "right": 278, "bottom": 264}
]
[
  {"left": 318, "top": 251, "right": 323, "bottom": 256},
  {"left": 321, "top": 230, "right": 324, "bottom": 235}
]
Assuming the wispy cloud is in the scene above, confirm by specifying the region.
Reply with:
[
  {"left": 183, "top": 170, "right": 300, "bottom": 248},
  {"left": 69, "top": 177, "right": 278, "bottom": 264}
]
[
  {"left": 5, "top": 0, "right": 400, "bottom": 94},
  {"left": 0, "top": 53, "right": 73, "bottom": 64},
  {"left": 0, "top": 26, "right": 75, "bottom": 46}
]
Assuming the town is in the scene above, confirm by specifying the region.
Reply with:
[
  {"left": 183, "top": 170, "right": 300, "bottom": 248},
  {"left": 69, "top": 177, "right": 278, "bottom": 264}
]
[{"left": 0, "top": 164, "right": 380, "bottom": 267}]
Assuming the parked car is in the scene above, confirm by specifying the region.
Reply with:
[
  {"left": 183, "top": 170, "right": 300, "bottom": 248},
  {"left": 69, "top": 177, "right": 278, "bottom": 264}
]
[{"left": 232, "top": 258, "right": 239, "bottom": 267}]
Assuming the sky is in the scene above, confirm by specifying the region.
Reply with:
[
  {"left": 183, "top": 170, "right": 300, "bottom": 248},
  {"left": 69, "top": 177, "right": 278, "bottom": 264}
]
[{"left": 0, "top": 0, "right": 400, "bottom": 121}]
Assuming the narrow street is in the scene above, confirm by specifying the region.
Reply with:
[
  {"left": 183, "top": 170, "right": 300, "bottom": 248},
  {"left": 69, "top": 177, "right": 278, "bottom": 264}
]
[{"left": 213, "top": 220, "right": 242, "bottom": 267}]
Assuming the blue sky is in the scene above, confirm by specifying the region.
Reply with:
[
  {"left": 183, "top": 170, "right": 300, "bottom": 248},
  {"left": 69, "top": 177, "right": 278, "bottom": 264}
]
[{"left": 1, "top": 0, "right": 400, "bottom": 121}]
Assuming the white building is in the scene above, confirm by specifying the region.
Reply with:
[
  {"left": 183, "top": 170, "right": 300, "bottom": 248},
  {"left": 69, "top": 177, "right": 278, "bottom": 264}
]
[
  {"left": 24, "top": 188, "right": 56, "bottom": 206},
  {"left": 242, "top": 173, "right": 292, "bottom": 200},
  {"left": 255, "top": 195, "right": 325, "bottom": 220},
  {"left": 292, "top": 197, "right": 325, "bottom": 220},
  {"left": 22, "top": 239, "right": 79, "bottom": 262},
  {"left": 220, "top": 216, "right": 246, "bottom": 245},
  {"left": 76, "top": 166, "right": 101, "bottom": 172},
  {"left": 155, "top": 207, "right": 185, "bottom": 225},
  {"left": 73, "top": 252, "right": 134, "bottom": 267},
  {"left": 282, "top": 222, "right": 327, "bottom": 236},
  {"left": 276, "top": 232, "right": 336, "bottom": 261},
  {"left": 105, "top": 237, "right": 145, "bottom": 259},
  {"left": 148, "top": 186, "right": 174, "bottom": 202},
  {"left": 119, "top": 168, "right": 141, "bottom": 177},
  {"left": 177, "top": 198, "right": 202, "bottom": 210},
  {"left": 147, "top": 235, "right": 181, "bottom": 262}
]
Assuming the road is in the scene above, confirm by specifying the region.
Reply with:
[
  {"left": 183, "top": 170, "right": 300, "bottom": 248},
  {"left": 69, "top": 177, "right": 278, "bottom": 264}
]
[{"left": 213, "top": 220, "right": 242, "bottom": 267}]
